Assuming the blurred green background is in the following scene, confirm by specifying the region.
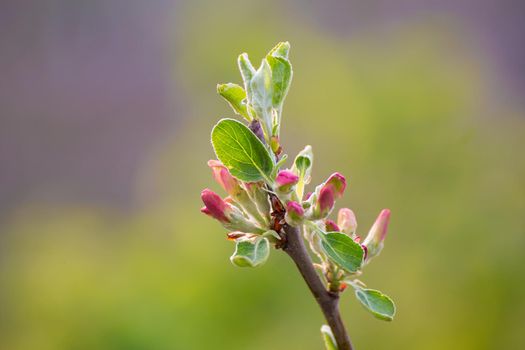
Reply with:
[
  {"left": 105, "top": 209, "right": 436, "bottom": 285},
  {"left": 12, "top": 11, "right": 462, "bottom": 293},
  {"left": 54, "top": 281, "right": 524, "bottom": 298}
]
[{"left": 1, "top": 1, "right": 524, "bottom": 349}]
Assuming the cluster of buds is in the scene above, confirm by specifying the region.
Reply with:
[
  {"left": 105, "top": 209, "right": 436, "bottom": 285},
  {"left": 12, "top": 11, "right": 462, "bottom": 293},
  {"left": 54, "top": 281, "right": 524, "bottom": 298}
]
[
  {"left": 201, "top": 42, "right": 396, "bottom": 332},
  {"left": 303, "top": 172, "right": 347, "bottom": 220},
  {"left": 201, "top": 161, "right": 272, "bottom": 239}
]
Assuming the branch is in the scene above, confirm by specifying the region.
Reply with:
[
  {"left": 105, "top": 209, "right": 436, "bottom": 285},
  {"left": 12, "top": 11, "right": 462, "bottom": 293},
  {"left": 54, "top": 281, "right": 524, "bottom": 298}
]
[{"left": 282, "top": 224, "right": 354, "bottom": 350}]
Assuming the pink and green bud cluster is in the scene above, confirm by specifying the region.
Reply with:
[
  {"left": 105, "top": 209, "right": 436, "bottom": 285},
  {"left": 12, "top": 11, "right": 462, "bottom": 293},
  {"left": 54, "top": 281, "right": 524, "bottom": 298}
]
[
  {"left": 305, "top": 172, "right": 347, "bottom": 220},
  {"left": 200, "top": 189, "right": 264, "bottom": 234},
  {"left": 207, "top": 160, "right": 270, "bottom": 227}
]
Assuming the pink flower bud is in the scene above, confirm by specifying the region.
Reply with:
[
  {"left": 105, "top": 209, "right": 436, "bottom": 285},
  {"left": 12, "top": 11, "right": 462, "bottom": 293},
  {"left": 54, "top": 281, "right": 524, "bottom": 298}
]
[
  {"left": 200, "top": 188, "right": 230, "bottom": 223},
  {"left": 318, "top": 185, "right": 335, "bottom": 217},
  {"left": 207, "top": 160, "right": 242, "bottom": 196},
  {"left": 275, "top": 170, "right": 299, "bottom": 193},
  {"left": 325, "top": 172, "right": 346, "bottom": 198},
  {"left": 285, "top": 201, "right": 304, "bottom": 226},
  {"left": 337, "top": 208, "right": 357, "bottom": 235},
  {"left": 362, "top": 209, "right": 391, "bottom": 261},
  {"left": 324, "top": 219, "right": 340, "bottom": 232}
]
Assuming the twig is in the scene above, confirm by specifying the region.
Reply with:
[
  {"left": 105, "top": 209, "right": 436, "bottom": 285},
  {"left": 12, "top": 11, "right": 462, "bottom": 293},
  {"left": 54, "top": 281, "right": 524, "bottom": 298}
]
[{"left": 282, "top": 224, "right": 354, "bottom": 350}]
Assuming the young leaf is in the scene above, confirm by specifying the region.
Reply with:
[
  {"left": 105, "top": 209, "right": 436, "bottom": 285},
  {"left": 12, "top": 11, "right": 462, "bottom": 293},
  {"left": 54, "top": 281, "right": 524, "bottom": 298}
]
[
  {"left": 250, "top": 60, "right": 273, "bottom": 136},
  {"left": 292, "top": 145, "right": 313, "bottom": 200},
  {"left": 217, "top": 83, "right": 250, "bottom": 120},
  {"left": 230, "top": 238, "right": 270, "bottom": 268},
  {"left": 211, "top": 118, "right": 274, "bottom": 182},
  {"left": 238, "top": 53, "right": 256, "bottom": 94},
  {"left": 320, "top": 325, "right": 338, "bottom": 350},
  {"left": 268, "top": 41, "right": 290, "bottom": 59},
  {"left": 320, "top": 232, "right": 364, "bottom": 273},
  {"left": 266, "top": 55, "right": 292, "bottom": 108},
  {"left": 355, "top": 289, "right": 396, "bottom": 321}
]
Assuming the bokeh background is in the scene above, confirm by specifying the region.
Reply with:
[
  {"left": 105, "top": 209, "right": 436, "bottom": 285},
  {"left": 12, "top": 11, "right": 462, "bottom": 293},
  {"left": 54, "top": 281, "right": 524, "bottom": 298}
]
[{"left": 1, "top": 1, "right": 524, "bottom": 349}]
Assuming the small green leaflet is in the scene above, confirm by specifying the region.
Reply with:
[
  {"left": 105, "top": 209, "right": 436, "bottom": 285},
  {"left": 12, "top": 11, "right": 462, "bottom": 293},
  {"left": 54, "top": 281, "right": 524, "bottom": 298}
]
[
  {"left": 211, "top": 118, "right": 274, "bottom": 182},
  {"left": 355, "top": 288, "right": 396, "bottom": 321},
  {"left": 230, "top": 238, "right": 270, "bottom": 268},
  {"left": 217, "top": 83, "right": 250, "bottom": 120},
  {"left": 320, "top": 325, "right": 338, "bottom": 350},
  {"left": 268, "top": 41, "right": 290, "bottom": 59},
  {"left": 249, "top": 60, "right": 273, "bottom": 136},
  {"left": 237, "top": 53, "right": 255, "bottom": 94},
  {"left": 320, "top": 232, "right": 364, "bottom": 273},
  {"left": 266, "top": 55, "right": 292, "bottom": 108}
]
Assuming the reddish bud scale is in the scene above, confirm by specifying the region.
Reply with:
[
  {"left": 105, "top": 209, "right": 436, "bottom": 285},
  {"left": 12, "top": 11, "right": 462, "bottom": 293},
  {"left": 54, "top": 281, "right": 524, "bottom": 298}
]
[{"left": 227, "top": 232, "right": 246, "bottom": 240}]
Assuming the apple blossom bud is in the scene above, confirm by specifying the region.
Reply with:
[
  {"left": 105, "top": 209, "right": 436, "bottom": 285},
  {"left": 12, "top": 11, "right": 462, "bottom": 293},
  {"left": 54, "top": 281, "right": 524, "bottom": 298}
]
[
  {"left": 362, "top": 209, "right": 391, "bottom": 261},
  {"left": 201, "top": 189, "right": 264, "bottom": 233},
  {"left": 305, "top": 172, "right": 347, "bottom": 220},
  {"left": 207, "top": 160, "right": 243, "bottom": 197},
  {"left": 317, "top": 185, "right": 335, "bottom": 217},
  {"left": 337, "top": 208, "right": 357, "bottom": 235},
  {"left": 324, "top": 219, "right": 340, "bottom": 232},
  {"left": 325, "top": 172, "right": 346, "bottom": 198},
  {"left": 200, "top": 188, "right": 230, "bottom": 223},
  {"left": 275, "top": 170, "right": 299, "bottom": 193},
  {"left": 285, "top": 201, "right": 304, "bottom": 226}
]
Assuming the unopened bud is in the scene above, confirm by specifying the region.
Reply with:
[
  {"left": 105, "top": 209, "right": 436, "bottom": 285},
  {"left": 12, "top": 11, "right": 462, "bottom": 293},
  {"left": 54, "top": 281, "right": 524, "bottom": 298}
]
[
  {"left": 201, "top": 189, "right": 264, "bottom": 233},
  {"left": 324, "top": 219, "right": 340, "bottom": 232},
  {"left": 275, "top": 170, "right": 299, "bottom": 193},
  {"left": 337, "top": 208, "right": 357, "bottom": 235},
  {"left": 362, "top": 209, "right": 391, "bottom": 261},
  {"left": 325, "top": 172, "right": 346, "bottom": 198},
  {"left": 207, "top": 160, "right": 242, "bottom": 197},
  {"left": 285, "top": 201, "right": 304, "bottom": 226},
  {"left": 306, "top": 172, "right": 347, "bottom": 220},
  {"left": 317, "top": 185, "right": 335, "bottom": 218},
  {"left": 200, "top": 188, "right": 230, "bottom": 223}
]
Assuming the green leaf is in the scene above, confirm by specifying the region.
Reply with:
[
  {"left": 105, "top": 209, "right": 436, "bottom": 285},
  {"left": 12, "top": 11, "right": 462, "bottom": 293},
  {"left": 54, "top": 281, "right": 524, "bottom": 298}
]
[
  {"left": 266, "top": 55, "right": 292, "bottom": 108},
  {"left": 320, "top": 325, "right": 338, "bottom": 350},
  {"left": 249, "top": 60, "right": 273, "bottom": 136},
  {"left": 217, "top": 83, "right": 250, "bottom": 120},
  {"left": 211, "top": 118, "right": 273, "bottom": 182},
  {"left": 268, "top": 41, "right": 290, "bottom": 59},
  {"left": 320, "top": 232, "right": 364, "bottom": 273},
  {"left": 355, "top": 288, "right": 396, "bottom": 321},
  {"left": 293, "top": 145, "right": 313, "bottom": 178},
  {"left": 292, "top": 145, "right": 313, "bottom": 199},
  {"left": 230, "top": 238, "right": 270, "bottom": 267}
]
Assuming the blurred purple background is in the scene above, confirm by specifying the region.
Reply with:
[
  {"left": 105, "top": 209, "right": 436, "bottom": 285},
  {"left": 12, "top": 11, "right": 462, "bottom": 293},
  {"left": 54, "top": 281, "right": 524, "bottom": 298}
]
[{"left": 1, "top": 0, "right": 524, "bottom": 216}]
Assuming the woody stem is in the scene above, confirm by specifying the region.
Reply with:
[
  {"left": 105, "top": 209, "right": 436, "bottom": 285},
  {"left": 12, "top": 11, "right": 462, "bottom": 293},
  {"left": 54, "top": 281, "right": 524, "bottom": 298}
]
[{"left": 282, "top": 224, "right": 354, "bottom": 350}]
